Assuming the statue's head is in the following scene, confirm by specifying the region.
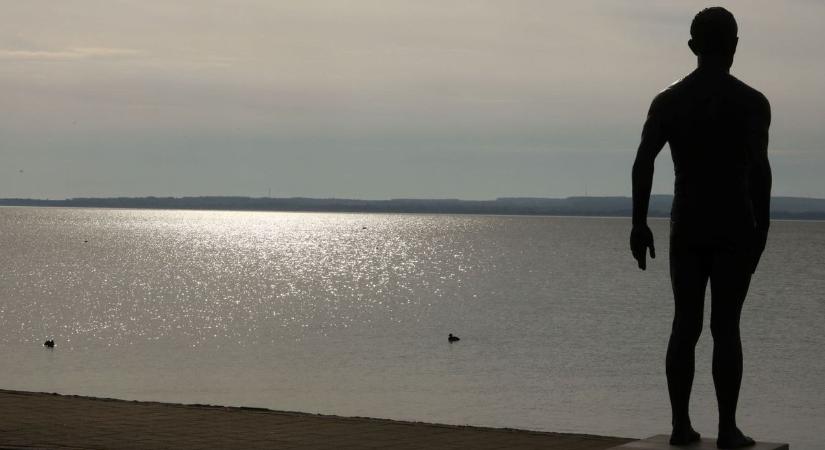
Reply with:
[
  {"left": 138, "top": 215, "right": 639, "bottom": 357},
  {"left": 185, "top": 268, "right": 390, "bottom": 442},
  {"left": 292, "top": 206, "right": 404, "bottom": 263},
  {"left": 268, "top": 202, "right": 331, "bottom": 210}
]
[{"left": 688, "top": 7, "right": 738, "bottom": 69}]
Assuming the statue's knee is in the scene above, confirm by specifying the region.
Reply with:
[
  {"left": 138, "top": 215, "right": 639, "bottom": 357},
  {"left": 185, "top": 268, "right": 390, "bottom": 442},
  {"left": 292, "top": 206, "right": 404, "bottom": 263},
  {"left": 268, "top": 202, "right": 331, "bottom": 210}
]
[
  {"left": 672, "top": 319, "right": 703, "bottom": 344},
  {"left": 710, "top": 321, "right": 740, "bottom": 342}
]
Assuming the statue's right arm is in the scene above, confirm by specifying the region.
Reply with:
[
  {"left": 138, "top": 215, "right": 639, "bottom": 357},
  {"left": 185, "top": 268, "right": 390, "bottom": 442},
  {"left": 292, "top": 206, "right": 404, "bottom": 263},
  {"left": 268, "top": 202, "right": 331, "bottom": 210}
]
[
  {"left": 747, "top": 93, "right": 772, "bottom": 272},
  {"left": 749, "top": 93, "right": 772, "bottom": 234}
]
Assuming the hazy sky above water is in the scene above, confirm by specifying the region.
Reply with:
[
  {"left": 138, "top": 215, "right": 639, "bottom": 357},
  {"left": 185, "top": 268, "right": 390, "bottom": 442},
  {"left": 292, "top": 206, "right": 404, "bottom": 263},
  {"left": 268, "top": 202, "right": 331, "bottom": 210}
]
[{"left": 2, "top": 1, "right": 824, "bottom": 200}]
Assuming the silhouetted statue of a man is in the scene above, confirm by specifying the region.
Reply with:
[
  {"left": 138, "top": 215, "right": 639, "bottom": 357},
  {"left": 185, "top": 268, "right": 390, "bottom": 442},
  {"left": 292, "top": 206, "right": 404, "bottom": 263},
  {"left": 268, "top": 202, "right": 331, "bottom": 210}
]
[{"left": 630, "top": 7, "right": 771, "bottom": 449}]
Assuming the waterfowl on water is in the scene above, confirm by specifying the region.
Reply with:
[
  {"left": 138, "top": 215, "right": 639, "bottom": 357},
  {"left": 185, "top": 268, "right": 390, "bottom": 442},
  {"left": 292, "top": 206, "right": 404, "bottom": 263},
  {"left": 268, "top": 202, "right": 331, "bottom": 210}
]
[
  {"left": 448, "top": 333, "right": 460, "bottom": 342},
  {"left": 44, "top": 339, "right": 55, "bottom": 348}
]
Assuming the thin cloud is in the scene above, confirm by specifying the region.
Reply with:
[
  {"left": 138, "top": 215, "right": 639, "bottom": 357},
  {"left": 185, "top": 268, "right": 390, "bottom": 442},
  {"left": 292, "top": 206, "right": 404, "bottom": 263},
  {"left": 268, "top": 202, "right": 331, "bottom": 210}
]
[{"left": 0, "top": 47, "right": 143, "bottom": 61}]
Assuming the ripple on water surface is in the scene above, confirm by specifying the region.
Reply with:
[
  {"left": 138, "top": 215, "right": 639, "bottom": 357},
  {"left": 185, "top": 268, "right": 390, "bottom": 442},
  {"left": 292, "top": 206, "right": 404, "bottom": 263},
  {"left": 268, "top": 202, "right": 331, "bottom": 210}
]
[{"left": 0, "top": 207, "right": 823, "bottom": 449}]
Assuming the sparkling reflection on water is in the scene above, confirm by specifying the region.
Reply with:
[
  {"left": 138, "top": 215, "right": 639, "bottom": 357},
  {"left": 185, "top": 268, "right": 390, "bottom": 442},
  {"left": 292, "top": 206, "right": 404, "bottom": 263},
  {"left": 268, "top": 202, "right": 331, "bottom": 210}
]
[{"left": 0, "top": 207, "right": 822, "bottom": 448}]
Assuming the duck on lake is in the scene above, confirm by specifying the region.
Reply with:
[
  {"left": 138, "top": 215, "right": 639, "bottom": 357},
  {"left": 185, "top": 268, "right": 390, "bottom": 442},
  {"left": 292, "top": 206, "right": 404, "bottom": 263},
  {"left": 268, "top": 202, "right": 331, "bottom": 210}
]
[
  {"left": 43, "top": 339, "right": 55, "bottom": 348},
  {"left": 448, "top": 333, "right": 460, "bottom": 343}
]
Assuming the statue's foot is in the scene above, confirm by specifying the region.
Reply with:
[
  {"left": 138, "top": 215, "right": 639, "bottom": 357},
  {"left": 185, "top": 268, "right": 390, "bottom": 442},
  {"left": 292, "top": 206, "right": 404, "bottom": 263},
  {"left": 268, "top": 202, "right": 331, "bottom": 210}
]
[
  {"left": 716, "top": 427, "right": 755, "bottom": 449},
  {"left": 669, "top": 426, "right": 701, "bottom": 446}
]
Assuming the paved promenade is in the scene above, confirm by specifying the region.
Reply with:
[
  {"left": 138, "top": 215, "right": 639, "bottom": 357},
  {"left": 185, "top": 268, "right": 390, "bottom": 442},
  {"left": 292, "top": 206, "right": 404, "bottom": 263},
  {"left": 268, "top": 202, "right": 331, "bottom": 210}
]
[{"left": 0, "top": 389, "right": 633, "bottom": 449}]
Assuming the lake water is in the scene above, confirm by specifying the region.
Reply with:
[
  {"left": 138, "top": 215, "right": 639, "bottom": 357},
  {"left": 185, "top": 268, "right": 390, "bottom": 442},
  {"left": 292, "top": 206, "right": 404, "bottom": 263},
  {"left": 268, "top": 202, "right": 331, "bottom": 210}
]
[{"left": 0, "top": 207, "right": 822, "bottom": 448}]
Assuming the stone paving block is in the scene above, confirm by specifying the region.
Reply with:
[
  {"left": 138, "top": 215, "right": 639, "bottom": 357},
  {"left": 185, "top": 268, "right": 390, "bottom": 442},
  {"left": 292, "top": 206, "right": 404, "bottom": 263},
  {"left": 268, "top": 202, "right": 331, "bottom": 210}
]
[{"left": 611, "top": 434, "right": 788, "bottom": 450}]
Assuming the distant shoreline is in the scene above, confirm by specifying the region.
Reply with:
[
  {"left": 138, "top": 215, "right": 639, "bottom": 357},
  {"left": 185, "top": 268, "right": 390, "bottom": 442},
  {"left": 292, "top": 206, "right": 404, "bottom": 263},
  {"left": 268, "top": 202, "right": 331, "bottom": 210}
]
[{"left": 2, "top": 195, "right": 825, "bottom": 220}]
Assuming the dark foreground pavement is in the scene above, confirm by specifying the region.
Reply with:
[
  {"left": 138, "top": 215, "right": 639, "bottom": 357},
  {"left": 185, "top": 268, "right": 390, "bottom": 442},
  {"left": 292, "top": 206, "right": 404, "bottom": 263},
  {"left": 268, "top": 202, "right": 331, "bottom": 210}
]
[{"left": 0, "top": 389, "right": 633, "bottom": 449}]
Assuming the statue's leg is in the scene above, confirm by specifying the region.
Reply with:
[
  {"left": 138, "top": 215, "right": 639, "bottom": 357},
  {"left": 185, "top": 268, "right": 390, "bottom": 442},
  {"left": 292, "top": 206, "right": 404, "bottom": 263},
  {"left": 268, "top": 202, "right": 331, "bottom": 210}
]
[
  {"left": 710, "top": 243, "right": 755, "bottom": 448},
  {"left": 667, "top": 237, "right": 709, "bottom": 445}
]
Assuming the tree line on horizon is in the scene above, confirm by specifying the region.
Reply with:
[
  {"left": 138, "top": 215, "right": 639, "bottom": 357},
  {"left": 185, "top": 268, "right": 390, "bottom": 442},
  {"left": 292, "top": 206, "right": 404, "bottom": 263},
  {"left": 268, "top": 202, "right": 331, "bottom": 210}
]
[{"left": 2, "top": 195, "right": 825, "bottom": 220}]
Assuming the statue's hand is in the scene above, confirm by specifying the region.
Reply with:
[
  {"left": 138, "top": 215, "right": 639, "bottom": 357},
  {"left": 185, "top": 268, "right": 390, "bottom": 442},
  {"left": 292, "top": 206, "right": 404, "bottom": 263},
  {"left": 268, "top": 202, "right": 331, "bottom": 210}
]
[
  {"left": 749, "top": 228, "right": 769, "bottom": 274},
  {"left": 630, "top": 225, "right": 656, "bottom": 270}
]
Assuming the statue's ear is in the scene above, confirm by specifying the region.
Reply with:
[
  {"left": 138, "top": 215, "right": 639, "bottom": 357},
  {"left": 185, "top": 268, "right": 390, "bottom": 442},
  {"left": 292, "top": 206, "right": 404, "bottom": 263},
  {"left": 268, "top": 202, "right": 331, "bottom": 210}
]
[{"left": 688, "top": 39, "right": 699, "bottom": 56}]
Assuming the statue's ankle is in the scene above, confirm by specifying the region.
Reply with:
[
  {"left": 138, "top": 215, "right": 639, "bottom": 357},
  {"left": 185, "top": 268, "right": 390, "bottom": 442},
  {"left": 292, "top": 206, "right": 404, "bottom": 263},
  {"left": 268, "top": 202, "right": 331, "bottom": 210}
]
[
  {"left": 672, "top": 418, "right": 693, "bottom": 430},
  {"left": 718, "top": 422, "right": 740, "bottom": 434}
]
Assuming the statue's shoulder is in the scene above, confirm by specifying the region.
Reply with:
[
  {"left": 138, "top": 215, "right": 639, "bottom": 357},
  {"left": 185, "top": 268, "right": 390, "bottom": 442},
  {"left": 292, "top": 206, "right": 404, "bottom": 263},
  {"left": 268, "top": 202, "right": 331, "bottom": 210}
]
[
  {"left": 728, "top": 75, "right": 771, "bottom": 116},
  {"left": 648, "top": 77, "right": 686, "bottom": 113}
]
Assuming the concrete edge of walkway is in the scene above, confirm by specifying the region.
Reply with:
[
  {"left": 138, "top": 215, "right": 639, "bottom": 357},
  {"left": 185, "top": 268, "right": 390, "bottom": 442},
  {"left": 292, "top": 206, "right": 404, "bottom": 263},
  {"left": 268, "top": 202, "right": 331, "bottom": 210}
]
[{"left": 0, "top": 388, "right": 632, "bottom": 444}]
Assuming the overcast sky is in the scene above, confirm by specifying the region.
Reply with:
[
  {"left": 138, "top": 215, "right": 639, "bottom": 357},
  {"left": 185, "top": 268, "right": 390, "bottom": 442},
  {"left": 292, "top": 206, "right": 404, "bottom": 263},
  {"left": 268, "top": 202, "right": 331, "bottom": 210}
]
[{"left": 2, "top": 1, "right": 823, "bottom": 199}]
